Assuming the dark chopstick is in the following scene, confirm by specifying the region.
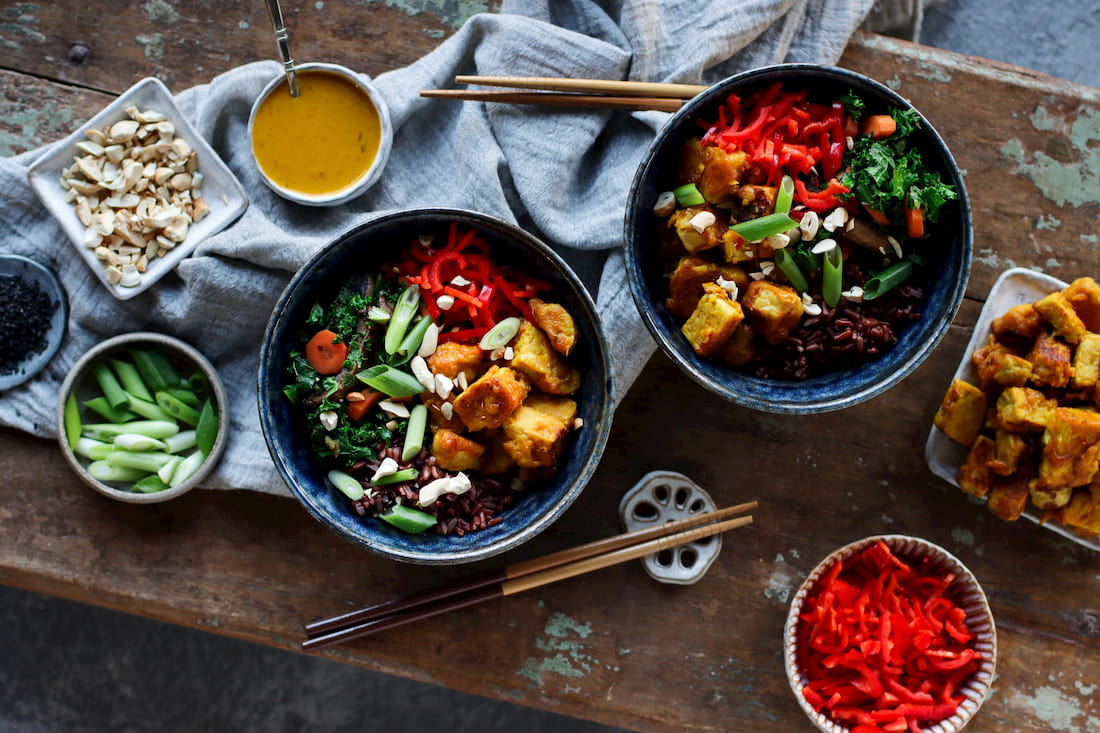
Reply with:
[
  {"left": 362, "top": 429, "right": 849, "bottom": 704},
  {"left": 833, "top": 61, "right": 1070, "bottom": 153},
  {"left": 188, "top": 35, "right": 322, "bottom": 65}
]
[
  {"left": 301, "top": 512, "right": 755, "bottom": 650},
  {"left": 304, "top": 500, "right": 757, "bottom": 638},
  {"left": 452, "top": 75, "right": 708, "bottom": 98}
]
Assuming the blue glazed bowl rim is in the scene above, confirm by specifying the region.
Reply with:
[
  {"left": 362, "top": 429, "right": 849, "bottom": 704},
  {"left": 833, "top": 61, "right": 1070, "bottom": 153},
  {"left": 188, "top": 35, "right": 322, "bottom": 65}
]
[
  {"left": 623, "top": 63, "right": 973, "bottom": 414},
  {"left": 258, "top": 208, "right": 613, "bottom": 564}
]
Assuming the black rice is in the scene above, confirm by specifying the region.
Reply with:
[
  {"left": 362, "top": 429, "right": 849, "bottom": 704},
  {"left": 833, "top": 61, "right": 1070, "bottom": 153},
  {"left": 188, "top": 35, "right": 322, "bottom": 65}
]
[
  {"left": 746, "top": 259, "right": 924, "bottom": 381},
  {"left": 349, "top": 441, "right": 516, "bottom": 536}
]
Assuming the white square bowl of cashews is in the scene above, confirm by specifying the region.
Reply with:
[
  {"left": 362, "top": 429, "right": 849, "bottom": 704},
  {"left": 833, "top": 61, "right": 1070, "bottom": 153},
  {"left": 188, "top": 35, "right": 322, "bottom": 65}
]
[{"left": 27, "top": 77, "right": 248, "bottom": 300}]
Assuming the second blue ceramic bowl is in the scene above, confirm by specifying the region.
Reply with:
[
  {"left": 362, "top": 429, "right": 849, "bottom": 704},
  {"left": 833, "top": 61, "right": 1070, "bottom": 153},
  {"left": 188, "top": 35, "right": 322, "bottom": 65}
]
[
  {"left": 624, "top": 65, "right": 972, "bottom": 413},
  {"left": 258, "top": 209, "right": 613, "bottom": 564}
]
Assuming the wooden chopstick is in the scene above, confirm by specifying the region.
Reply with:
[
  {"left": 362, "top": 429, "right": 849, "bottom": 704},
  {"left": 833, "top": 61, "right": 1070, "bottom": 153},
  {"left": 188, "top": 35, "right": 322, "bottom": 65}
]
[
  {"left": 419, "top": 89, "right": 684, "bottom": 112},
  {"left": 454, "top": 75, "right": 708, "bottom": 99},
  {"left": 301, "top": 511, "right": 755, "bottom": 650},
  {"left": 304, "top": 500, "right": 757, "bottom": 638}
]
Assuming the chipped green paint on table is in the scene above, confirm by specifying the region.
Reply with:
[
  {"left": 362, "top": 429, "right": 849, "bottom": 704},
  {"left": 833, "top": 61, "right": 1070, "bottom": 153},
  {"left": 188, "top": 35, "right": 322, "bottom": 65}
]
[{"left": 1, "top": 4, "right": 1098, "bottom": 731}]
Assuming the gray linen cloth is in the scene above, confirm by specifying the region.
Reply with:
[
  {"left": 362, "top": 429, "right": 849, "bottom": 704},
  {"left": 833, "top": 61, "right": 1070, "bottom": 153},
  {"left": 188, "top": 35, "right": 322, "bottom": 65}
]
[{"left": 0, "top": 0, "right": 914, "bottom": 495}]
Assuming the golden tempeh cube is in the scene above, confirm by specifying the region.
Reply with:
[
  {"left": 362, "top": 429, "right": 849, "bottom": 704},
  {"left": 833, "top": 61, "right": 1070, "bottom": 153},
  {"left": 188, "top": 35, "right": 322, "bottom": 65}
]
[
  {"left": 681, "top": 283, "right": 744, "bottom": 357},
  {"left": 958, "top": 435, "right": 996, "bottom": 498},
  {"left": 1026, "top": 331, "right": 1073, "bottom": 388},
  {"left": 988, "top": 429, "right": 1030, "bottom": 476},
  {"left": 1034, "top": 290, "right": 1088, "bottom": 344},
  {"left": 986, "top": 472, "right": 1031, "bottom": 521},
  {"left": 971, "top": 339, "right": 1031, "bottom": 389},
  {"left": 996, "top": 386, "right": 1057, "bottom": 432},
  {"left": 1063, "top": 276, "right": 1100, "bottom": 331},
  {"left": 1036, "top": 406, "right": 1100, "bottom": 493},
  {"left": 934, "top": 379, "right": 987, "bottom": 446},
  {"left": 1072, "top": 333, "right": 1100, "bottom": 388}
]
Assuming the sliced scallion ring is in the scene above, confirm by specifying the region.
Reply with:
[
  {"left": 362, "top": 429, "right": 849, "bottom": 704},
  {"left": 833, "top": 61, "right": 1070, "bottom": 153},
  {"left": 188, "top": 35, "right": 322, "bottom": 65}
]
[
  {"left": 478, "top": 317, "right": 521, "bottom": 350},
  {"left": 672, "top": 183, "right": 705, "bottom": 207}
]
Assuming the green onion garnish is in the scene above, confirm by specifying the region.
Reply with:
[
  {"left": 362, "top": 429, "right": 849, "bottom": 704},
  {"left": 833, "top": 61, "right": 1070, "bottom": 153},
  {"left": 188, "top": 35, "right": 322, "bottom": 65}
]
[
  {"left": 863, "top": 260, "right": 914, "bottom": 301},
  {"left": 823, "top": 247, "right": 843, "bottom": 308},
  {"left": 384, "top": 284, "right": 421, "bottom": 355},
  {"left": 401, "top": 404, "right": 428, "bottom": 461},
  {"left": 773, "top": 249, "right": 809, "bottom": 294},
  {"left": 775, "top": 175, "right": 795, "bottom": 215},
  {"left": 730, "top": 213, "right": 799, "bottom": 243},
  {"left": 328, "top": 469, "right": 365, "bottom": 500},
  {"left": 479, "top": 317, "right": 521, "bottom": 350},
  {"left": 356, "top": 365, "right": 425, "bottom": 398},
  {"left": 672, "top": 183, "right": 705, "bottom": 207},
  {"left": 374, "top": 468, "right": 421, "bottom": 486}
]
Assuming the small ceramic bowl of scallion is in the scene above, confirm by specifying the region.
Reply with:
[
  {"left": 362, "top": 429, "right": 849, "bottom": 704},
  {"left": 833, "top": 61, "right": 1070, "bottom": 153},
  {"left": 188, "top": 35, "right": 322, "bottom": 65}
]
[{"left": 55, "top": 332, "right": 228, "bottom": 503}]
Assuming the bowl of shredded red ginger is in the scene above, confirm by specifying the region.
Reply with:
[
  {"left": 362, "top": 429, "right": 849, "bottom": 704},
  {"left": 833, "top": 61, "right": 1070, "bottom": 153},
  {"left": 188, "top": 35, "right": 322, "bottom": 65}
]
[{"left": 784, "top": 535, "right": 996, "bottom": 733}]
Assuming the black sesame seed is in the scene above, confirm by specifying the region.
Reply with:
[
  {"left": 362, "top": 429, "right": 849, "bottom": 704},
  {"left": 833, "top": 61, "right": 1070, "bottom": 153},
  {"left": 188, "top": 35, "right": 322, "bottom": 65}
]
[{"left": 0, "top": 274, "right": 57, "bottom": 375}]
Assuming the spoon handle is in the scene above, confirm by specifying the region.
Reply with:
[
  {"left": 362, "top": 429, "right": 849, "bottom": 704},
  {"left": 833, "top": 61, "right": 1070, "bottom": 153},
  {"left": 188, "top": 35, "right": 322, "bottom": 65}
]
[{"left": 265, "top": 0, "right": 300, "bottom": 97}]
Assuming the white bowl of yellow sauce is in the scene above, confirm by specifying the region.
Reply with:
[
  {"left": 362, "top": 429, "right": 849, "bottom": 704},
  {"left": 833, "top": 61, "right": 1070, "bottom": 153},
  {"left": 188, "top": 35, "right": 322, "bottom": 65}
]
[{"left": 249, "top": 63, "right": 392, "bottom": 206}]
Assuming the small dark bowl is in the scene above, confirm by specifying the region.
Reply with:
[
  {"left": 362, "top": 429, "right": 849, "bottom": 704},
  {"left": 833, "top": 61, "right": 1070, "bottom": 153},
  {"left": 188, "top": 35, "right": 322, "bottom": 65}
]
[
  {"left": 258, "top": 209, "right": 613, "bottom": 564},
  {"left": 624, "top": 65, "right": 972, "bottom": 413}
]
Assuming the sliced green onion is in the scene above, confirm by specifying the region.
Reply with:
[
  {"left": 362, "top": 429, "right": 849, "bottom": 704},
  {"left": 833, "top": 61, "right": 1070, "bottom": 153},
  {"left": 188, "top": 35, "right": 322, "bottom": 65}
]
[
  {"left": 63, "top": 393, "right": 82, "bottom": 451},
  {"left": 110, "top": 358, "right": 153, "bottom": 402},
  {"left": 186, "top": 372, "right": 208, "bottom": 392},
  {"left": 356, "top": 365, "right": 425, "bottom": 398},
  {"left": 113, "top": 434, "right": 168, "bottom": 452},
  {"left": 125, "top": 392, "right": 173, "bottom": 422},
  {"left": 822, "top": 247, "right": 843, "bottom": 308},
  {"left": 156, "top": 391, "right": 201, "bottom": 426},
  {"left": 479, "top": 317, "right": 521, "bottom": 350},
  {"left": 195, "top": 401, "right": 218, "bottom": 458},
  {"left": 83, "top": 397, "right": 136, "bottom": 423},
  {"left": 672, "top": 183, "right": 705, "bottom": 207},
  {"left": 83, "top": 420, "right": 179, "bottom": 440},
  {"left": 328, "top": 469, "right": 365, "bottom": 500},
  {"left": 164, "top": 430, "right": 198, "bottom": 454},
  {"left": 158, "top": 455, "right": 183, "bottom": 483},
  {"left": 391, "top": 315, "right": 433, "bottom": 364},
  {"left": 401, "top": 404, "right": 428, "bottom": 461},
  {"left": 773, "top": 249, "right": 809, "bottom": 294},
  {"left": 863, "top": 260, "right": 915, "bottom": 301},
  {"left": 164, "top": 387, "right": 200, "bottom": 407},
  {"left": 168, "top": 450, "right": 205, "bottom": 487},
  {"left": 367, "top": 306, "right": 391, "bottom": 322},
  {"left": 133, "top": 475, "right": 170, "bottom": 494},
  {"left": 775, "top": 175, "right": 795, "bottom": 215},
  {"left": 104, "top": 450, "right": 175, "bottom": 473},
  {"left": 384, "top": 284, "right": 421, "bottom": 354},
  {"left": 730, "top": 213, "right": 800, "bottom": 243},
  {"left": 379, "top": 504, "right": 438, "bottom": 534},
  {"left": 374, "top": 468, "right": 420, "bottom": 485},
  {"left": 87, "top": 460, "right": 147, "bottom": 484},
  {"left": 74, "top": 437, "right": 110, "bottom": 461},
  {"left": 93, "top": 361, "right": 129, "bottom": 409},
  {"left": 131, "top": 348, "right": 180, "bottom": 391}
]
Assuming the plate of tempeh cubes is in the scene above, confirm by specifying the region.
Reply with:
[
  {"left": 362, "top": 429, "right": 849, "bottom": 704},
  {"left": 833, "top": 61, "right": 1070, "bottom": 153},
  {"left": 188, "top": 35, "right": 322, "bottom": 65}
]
[{"left": 926, "top": 267, "right": 1100, "bottom": 551}]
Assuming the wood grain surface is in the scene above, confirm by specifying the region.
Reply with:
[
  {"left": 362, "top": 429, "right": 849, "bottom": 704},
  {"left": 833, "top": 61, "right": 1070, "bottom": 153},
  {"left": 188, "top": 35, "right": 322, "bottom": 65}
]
[{"left": 1, "top": 3, "right": 1098, "bottom": 730}]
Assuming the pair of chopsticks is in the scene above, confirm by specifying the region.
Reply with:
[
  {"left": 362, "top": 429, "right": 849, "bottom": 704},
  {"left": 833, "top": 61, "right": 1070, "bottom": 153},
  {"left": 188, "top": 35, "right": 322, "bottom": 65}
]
[
  {"left": 302, "top": 499, "right": 757, "bottom": 650},
  {"left": 421, "top": 75, "right": 708, "bottom": 112}
]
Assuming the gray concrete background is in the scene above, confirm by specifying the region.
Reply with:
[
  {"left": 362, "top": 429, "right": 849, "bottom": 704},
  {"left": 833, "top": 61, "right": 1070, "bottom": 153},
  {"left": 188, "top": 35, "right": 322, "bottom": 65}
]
[{"left": 2, "top": 2, "right": 1095, "bottom": 731}]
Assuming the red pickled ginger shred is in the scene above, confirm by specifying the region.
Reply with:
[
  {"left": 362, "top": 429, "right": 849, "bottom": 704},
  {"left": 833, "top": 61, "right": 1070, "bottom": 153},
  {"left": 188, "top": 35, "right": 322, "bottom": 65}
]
[{"left": 796, "top": 541, "right": 982, "bottom": 732}]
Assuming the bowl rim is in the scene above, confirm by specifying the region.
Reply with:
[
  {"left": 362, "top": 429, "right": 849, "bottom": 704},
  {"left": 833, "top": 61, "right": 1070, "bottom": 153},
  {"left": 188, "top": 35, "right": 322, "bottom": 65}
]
[
  {"left": 247, "top": 61, "right": 394, "bottom": 207},
  {"left": 623, "top": 63, "right": 973, "bottom": 414},
  {"left": 55, "top": 330, "right": 230, "bottom": 504},
  {"left": 257, "top": 207, "right": 614, "bottom": 564},
  {"left": 0, "top": 254, "right": 69, "bottom": 391},
  {"left": 783, "top": 534, "right": 997, "bottom": 733},
  {"left": 25, "top": 76, "right": 249, "bottom": 300}
]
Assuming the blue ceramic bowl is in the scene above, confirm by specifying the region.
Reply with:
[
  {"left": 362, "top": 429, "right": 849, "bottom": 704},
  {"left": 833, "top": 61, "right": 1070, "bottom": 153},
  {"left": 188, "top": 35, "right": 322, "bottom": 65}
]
[
  {"left": 624, "top": 65, "right": 972, "bottom": 413},
  {"left": 258, "top": 209, "right": 613, "bottom": 564}
]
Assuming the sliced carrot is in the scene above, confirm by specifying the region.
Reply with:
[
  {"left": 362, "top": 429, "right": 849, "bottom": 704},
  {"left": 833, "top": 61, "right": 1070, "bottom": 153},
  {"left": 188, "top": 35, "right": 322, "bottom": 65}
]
[
  {"left": 860, "top": 114, "right": 897, "bottom": 140},
  {"left": 346, "top": 390, "right": 384, "bottom": 421},
  {"left": 905, "top": 207, "right": 925, "bottom": 239},
  {"left": 305, "top": 329, "right": 348, "bottom": 375},
  {"left": 865, "top": 206, "right": 891, "bottom": 227}
]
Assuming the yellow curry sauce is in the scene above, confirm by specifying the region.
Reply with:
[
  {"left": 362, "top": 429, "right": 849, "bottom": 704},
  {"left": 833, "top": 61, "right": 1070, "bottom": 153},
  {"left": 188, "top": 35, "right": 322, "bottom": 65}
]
[{"left": 252, "top": 70, "right": 382, "bottom": 195}]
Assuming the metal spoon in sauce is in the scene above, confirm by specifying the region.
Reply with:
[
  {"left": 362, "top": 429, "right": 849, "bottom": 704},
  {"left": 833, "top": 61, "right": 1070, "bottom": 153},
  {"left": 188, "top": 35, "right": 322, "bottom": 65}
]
[{"left": 264, "top": 0, "right": 299, "bottom": 97}]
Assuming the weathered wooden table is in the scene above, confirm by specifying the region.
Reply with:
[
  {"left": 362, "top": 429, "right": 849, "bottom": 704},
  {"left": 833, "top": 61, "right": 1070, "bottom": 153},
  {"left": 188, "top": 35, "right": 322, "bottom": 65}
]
[{"left": 2, "top": 3, "right": 1098, "bottom": 731}]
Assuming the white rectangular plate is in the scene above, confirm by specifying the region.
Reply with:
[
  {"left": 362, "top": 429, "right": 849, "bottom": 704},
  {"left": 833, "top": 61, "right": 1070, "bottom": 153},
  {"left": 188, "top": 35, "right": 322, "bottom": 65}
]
[
  {"left": 26, "top": 77, "right": 248, "bottom": 300},
  {"left": 924, "top": 267, "right": 1100, "bottom": 551}
]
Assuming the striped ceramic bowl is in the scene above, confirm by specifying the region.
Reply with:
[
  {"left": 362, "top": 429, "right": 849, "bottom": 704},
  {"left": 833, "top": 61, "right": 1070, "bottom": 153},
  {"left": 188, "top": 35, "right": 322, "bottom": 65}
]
[{"left": 783, "top": 535, "right": 996, "bottom": 733}]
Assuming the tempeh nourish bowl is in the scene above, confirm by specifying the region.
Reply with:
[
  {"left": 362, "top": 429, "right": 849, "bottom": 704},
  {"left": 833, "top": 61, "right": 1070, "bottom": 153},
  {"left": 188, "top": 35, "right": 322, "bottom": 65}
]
[
  {"left": 623, "top": 65, "right": 972, "bottom": 413},
  {"left": 784, "top": 535, "right": 996, "bottom": 733}
]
